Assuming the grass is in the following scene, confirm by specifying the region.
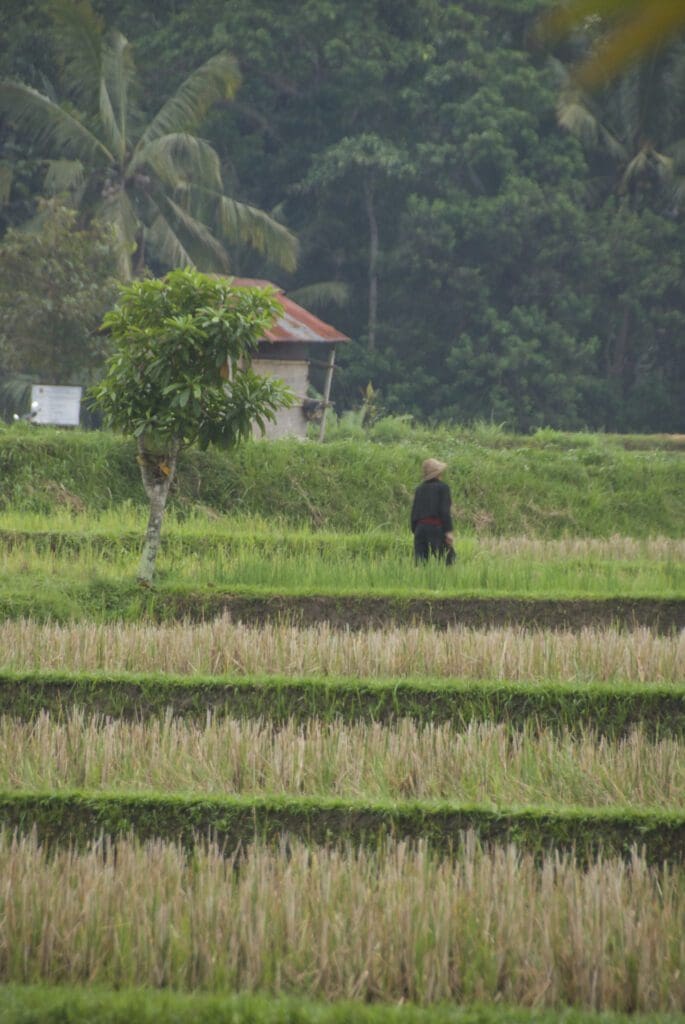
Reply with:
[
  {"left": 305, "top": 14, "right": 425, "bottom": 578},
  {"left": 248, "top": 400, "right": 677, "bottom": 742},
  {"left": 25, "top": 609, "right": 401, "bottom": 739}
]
[
  {"left": 2, "top": 427, "right": 684, "bottom": 536},
  {"left": 3, "top": 507, "right": 685, "bottom": 561},
  {"left": 0, "top": 830, "right": 683, "bottom": 1010},
  {"left": 1, "top": 710, "right": 681, "bottom": 809},
  {"left": 1, "top": 618, "right": 682, "bottom": 683},
  {"left": 3, "top": 985, "right": 684, "bottom": 1024},
  {"left": 3, "top": 670, "right": 683, "bottom": 736},
  {"left": 3, "top": 790, "right": 683, "bottom": 862},
  {"left": 1, "top": 531, "right": 683, "bottom": 599}
]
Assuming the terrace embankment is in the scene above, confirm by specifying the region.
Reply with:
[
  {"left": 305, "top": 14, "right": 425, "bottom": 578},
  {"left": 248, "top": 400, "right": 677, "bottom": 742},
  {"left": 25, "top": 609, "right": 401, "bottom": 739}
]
[
  {"left": 2, "top": 790, "right": 684, "bottom": 863},
  {"left": 151, "top": 592, "right": 685, "bottom": 631},
  {"left": 1, "top": 427, "right": 684, "bottom": 536},
  {"left": 2, "top": 671, "right": 683, "bottom": 735}
]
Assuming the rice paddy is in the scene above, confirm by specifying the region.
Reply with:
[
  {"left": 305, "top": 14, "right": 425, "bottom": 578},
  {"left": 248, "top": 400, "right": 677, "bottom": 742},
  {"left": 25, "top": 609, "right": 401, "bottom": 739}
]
[
  {"left": 1, "top": 831, "right": 683, "bottom": 1011},
  {"left": 0, "top": 525, "right": 683, "bottom": 597},
  {"left": 1, "top": 617, "right": 681, "bottom": 683},
  {"left": 2, "top": 711, "right": 682, "bottom": 808},
  {"left": 0, "top": 482, "right": 683, "bottom": 1019}
]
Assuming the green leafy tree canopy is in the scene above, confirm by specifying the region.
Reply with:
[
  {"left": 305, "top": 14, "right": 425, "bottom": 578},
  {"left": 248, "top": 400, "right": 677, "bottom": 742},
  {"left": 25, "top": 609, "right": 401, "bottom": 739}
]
[
  {"left": 91, "top": 268, "right": 294, "bottom": 582},
  {"left": 0, "top": 0, "right": 297, "bottom": 280}
]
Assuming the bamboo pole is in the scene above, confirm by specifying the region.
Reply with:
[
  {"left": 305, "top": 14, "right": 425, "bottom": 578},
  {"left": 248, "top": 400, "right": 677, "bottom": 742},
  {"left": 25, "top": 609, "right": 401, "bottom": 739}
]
[{"left": 318, "top": 345, "right": 336, "bottom": 442}]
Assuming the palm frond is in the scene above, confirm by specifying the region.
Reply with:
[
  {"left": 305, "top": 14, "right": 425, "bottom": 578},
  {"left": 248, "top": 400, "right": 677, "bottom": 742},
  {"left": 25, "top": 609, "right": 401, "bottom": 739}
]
[
  {"left": 131, "top": 133, "right": 223, "bottom": 192},
  {"left": 136, "top": 53, "right": 240, "bottom": 149},
  {"left": 540, "top": 2, "right": 685, "bottom": 89},
  {"left": 97, "top": 187, "right": 139, "bottom": 280},
  {"left": 0, "top": 81, "right": 112, "bottom": 165},
  {"left": 670, "top": 171, "right": 685, "bottom": 208},
  {"left": 99, "top": 77, "right": 124, "bottom": 163},
  {"left": 621, "top": 146, "right": 672, "bottom": 189},
  {"left": 146, "top": 214, "right": 196, "bottom": 270},
  {"left": 0, "top": 373, "right": 37, "bottom": 420},
  {"left": 0, "top": 162, "right": 12, "bottom": 204},
  {"left": 101, "top": 29, "right": 136, "bottom": 160},
  {"left": 47, "top": 0, "right": 104, "bottom": 117},
  {"left": 44, "top": 158, "right": 85, "bottom": 195},
  {"left": 149, "top": 190, "right": 231, "bottom": 272},
  {"left": 289, "top": 281, "right": 350, "bottom": 310},
  {"left": 200, "top": 190, "right": 298, "bottom": 272},
  {"left": 557, "top": 90, "right": 627, "bottom": 160}
]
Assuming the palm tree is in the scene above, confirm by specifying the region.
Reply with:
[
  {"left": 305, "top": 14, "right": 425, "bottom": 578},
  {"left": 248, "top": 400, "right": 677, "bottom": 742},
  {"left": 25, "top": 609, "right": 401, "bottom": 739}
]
[
  {"left": 0, "top": 0, "right": 297, "bottom": 280},
  {"left": 541, "top": 1, "right": 685, "bottom": 88},
  {"left": 555, "top": 44, "right": 685, "bottom": 208}
]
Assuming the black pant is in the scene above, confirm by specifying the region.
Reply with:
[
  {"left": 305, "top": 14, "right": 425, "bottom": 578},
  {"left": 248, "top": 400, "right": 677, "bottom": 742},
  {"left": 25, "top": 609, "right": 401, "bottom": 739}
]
[{"left": 413, "top": 524, "right": 456, "bottom": 565}]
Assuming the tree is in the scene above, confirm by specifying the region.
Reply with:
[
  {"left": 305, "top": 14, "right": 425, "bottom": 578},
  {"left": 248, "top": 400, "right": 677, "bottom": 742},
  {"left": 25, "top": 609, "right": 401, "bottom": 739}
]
[
  {"left": 0, "top": 0, "right": 297, "bottom": 280},
  {"left": 555, "top": 41, "right": 685, "bottom": 209},
  {"left": 299, "top": 134, "right": 410, "bottom": 350},
  {"left": 540, "top": 2, "right": 685, "bottom": 88},
  {"left": 90, "top": 269, "right": 293, "bottom": 584},
  {"left": 0, "top": 200, "right": 118, "bottom": 412}
]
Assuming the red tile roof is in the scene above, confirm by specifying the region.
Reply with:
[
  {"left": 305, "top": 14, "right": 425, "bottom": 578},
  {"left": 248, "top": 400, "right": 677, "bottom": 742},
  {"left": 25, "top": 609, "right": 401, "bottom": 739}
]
[{"left": 230, "top": 278, "right": 349, "bottom": 344}]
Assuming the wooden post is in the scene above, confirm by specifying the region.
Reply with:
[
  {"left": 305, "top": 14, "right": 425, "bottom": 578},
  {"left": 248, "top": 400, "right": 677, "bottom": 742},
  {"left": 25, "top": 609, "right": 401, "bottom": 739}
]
[{"left": 319, "top": 345, "right": 336, "bottom": 442}]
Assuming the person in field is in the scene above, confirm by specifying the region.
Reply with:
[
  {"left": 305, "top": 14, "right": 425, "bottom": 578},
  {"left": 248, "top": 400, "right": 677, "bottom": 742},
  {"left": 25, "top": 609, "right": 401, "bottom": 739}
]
[{"left": 411, "top": 458, "right": 456, "bottom": 565}]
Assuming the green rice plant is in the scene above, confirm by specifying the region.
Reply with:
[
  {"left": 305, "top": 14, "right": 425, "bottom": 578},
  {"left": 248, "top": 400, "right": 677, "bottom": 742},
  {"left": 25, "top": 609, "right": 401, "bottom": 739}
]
[
  {"left": 1, "top": 516, "right": 684, "bottom": 565},
  {"left": 0, "top": 537, "right": 683, "bottom": 599},
  {"left": 0, "top": 619, "right": 681, "bottom": 683},
  {"left": 1, "top": 711, "right": 681, "bottom": 809},
  {"left": 0, "top": 830, "right": 682, "bottom": 1009}
]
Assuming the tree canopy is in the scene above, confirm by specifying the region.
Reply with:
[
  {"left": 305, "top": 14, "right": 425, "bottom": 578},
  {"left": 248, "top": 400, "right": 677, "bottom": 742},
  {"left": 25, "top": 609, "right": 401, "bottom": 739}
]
[
  {"left": 91, "top": 268, "right": 292, "bottom": 581},
  {"left": 0, "top": 0, "right": 297, "bottom": 280},
  {"left": 1, "top": 0, "right": 683, "bottom": 432}
]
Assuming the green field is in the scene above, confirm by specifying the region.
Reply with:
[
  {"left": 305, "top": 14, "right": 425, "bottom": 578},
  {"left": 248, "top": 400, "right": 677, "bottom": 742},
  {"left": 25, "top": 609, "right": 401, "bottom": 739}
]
[
  {"left": 0, "top": 430, "right": 683, "bottom": 1018},
  {"left": 1, "top": 522, "right": 684, "bottom": 598},
  {"left": 2, "top": 985, "right": 682, "bottom": 1024}
]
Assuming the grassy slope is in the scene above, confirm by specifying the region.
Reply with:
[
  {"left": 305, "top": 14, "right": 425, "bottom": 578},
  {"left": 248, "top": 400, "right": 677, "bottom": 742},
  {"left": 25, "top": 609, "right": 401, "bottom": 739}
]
[{"left": 1, "top": 426, "right": 683, "bottom": 536}]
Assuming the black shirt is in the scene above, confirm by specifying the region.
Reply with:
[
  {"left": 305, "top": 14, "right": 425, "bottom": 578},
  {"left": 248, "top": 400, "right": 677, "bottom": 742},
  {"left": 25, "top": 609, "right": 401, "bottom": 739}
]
[{"left": 410, "top": 478, "right": 453, "bottom": 534}]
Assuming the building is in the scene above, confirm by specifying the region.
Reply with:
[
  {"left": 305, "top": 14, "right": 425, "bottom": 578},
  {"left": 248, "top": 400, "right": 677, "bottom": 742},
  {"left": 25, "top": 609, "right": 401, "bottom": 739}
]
[{"left": 230, "top": 278, "right": 349, "bottom": 440}]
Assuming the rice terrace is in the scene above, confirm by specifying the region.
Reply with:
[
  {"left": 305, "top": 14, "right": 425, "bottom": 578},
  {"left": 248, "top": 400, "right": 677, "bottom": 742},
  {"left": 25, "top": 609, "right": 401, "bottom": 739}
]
[
  {"left": 1, "top": 0, "right": 685, "bottom": 1020},
  {"left": 0, "top": 424, "right": 683, "bottom": 1022}
]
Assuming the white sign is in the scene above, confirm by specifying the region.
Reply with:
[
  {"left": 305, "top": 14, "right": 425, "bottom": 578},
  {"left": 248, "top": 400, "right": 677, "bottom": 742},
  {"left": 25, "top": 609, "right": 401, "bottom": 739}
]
[{"left": 30, "top": 385, "right": 82, "bottom": 426}]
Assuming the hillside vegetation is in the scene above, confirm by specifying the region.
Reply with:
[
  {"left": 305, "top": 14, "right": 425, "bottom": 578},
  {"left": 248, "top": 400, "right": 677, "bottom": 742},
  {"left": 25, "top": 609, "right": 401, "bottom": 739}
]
[{"left": 1, "top": 426, "right": 683, "bottom": 536}]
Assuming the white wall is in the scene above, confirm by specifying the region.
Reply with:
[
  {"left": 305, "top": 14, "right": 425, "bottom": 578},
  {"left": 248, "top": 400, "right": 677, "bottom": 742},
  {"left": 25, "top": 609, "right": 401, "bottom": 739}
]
[{"left": 252, "top": 358, "right": 309, "bottom": 439}]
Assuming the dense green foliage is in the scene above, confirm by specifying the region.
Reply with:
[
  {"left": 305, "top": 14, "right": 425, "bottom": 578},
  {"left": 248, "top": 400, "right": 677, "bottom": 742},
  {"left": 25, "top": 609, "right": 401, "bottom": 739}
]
[
  {"left": 0, "top": 427, "right": 683, "bottom": 536},
  {"left": 2, "top": 670, "right": 683, "bottom": 737},
  {"left": 1, "top": 0, "right": 683, "bottom": 430},
  {"left": 1, "top": 985, "right": 679, "bottom": 1024},
  {"left": 92, "top": 271, "right": 290, "bottom": 446},
  {"left": 2, "top": 789, "right": 683, "bottom": 862},
  {"left": 91, "top": 269, "right": 293, "bottom": 581},
  {"left": 0, "top": 203, "right": 118, "bottom": 413}
]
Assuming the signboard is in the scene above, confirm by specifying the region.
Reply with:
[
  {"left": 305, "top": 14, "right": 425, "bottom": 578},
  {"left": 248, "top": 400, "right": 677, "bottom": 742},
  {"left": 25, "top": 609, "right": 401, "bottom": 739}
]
[{"left": 30, "top": 385, "right": 82, "bottom": 426}]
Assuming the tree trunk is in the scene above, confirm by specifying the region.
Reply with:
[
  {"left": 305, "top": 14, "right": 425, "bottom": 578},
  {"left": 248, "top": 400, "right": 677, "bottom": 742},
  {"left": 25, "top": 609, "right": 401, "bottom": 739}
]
[
  {"left": 609, "top": 303, "right": 631, "bottom": 394},
  {"left": 364, "top": 176, "right": 379, "bottom": 351},
  {"left": 136, "top": 436, "right": 180, "bottom": 585}
]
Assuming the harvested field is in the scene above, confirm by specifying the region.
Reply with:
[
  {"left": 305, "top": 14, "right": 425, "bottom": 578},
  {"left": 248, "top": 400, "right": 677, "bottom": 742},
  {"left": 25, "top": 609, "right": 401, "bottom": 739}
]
[
  {"left": 1, "top": 830, "right": 683, "bottom": 1011},
  {"left": 1, "top": 711, "right": 682, "bottom": 808},
  {"left": 1, "top": 436, "right": 683, "bottom": 1019},
  {"left": 1, "top": 618, "right": 682, "bottom": 683}
]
